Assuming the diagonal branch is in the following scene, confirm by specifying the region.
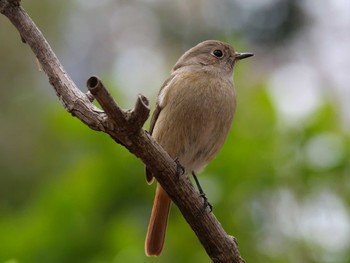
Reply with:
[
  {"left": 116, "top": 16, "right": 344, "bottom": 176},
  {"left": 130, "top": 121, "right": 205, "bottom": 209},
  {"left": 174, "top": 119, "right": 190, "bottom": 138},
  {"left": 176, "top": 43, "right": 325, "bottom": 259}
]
[{"left": 0, "top": 1, "right": 245, "bottom": 262}]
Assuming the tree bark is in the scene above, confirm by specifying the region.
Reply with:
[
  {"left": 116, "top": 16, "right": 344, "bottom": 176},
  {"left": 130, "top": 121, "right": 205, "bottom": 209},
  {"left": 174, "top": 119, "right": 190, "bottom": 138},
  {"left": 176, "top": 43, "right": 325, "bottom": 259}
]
[{"left": 0, "top": 1, "right": 245, "bottom": 262}]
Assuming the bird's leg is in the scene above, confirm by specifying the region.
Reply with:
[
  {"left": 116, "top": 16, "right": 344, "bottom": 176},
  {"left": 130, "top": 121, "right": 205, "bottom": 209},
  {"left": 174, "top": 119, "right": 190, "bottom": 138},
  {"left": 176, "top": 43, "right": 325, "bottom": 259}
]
[
  {"left": 174, "top": 157, "right": 185, "bottom": 178},
  {"left": 192, "top": 172, "right": 212, "bottom": 212}
]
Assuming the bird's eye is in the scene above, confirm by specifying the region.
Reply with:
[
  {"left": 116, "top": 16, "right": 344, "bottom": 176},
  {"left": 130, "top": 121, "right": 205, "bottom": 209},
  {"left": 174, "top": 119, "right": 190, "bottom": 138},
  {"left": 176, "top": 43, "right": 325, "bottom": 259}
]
[{"left": 212, "top": 49, "right": 224, "bottom": 58}]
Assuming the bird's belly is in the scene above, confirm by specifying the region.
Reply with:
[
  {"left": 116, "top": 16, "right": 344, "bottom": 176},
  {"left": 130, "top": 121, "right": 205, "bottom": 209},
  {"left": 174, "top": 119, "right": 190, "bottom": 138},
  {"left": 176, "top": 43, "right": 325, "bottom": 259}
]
[{"left": 153, "top": 90, "right": 235, "bottom": 174}]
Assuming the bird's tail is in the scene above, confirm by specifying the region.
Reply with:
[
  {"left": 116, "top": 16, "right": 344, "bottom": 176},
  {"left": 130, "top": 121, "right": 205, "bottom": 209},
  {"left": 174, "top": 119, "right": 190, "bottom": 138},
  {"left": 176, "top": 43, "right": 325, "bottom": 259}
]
[{"left": 145, "top": 184, "right": 172, "bottom": 256}]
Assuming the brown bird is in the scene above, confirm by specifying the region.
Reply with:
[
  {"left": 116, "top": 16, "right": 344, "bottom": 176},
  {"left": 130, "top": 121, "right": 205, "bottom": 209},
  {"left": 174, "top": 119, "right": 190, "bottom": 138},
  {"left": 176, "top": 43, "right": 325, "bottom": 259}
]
[{"left": 145, "top": 40, "right": 253, "bottom": 256}]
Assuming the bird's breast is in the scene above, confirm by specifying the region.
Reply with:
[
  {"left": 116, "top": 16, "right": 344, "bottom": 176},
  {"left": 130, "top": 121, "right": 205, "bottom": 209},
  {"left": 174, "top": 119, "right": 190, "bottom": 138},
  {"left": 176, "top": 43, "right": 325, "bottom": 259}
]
[{"left": 153, "top": 71, "right": 236, "bottom": 173}]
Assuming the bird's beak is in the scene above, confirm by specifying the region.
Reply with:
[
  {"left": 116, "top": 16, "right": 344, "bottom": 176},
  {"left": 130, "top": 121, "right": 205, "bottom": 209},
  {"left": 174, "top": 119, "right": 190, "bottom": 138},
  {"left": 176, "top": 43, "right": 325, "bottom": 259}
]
[{"left": 235, "top": 52, "right": 254, "bottom": 60}]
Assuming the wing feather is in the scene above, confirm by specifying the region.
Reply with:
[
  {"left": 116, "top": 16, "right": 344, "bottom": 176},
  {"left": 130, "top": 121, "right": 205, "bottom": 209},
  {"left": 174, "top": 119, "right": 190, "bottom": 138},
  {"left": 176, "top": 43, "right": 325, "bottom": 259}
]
[{"left": 146, "top": 74, "right": 177, "bottom": 184}]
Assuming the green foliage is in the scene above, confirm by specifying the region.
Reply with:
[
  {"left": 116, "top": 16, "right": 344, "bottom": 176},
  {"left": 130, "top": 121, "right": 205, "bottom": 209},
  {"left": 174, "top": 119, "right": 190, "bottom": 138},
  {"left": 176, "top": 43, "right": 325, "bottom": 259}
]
[
  {"left": 0, "top": 79, "right": 349, "bottom": 262},
  {"left": 1, "top": 2, "right": 350, "bottom": 263}
]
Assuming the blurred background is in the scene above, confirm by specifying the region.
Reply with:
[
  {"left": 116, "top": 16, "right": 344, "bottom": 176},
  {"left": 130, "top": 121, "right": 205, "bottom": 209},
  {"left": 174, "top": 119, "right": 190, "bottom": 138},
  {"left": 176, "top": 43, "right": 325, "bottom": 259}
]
[{"left": 0, "top": 0, "right": 350, "bottom": 262}]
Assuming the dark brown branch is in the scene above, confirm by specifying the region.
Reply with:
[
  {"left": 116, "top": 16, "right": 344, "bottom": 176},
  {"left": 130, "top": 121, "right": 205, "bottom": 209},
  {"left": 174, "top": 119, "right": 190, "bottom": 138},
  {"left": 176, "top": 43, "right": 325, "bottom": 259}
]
[
  {"left": 87, "top": 76, "right": 128, "bottom": 130},
  {"left": 126, "top": 94, "right": 150, "bottom": 134},
  {"left": 0, "top": 1, "right": 245, "bottom": 262},
  {"left": 0, "top": 0, "right": 104, "bottom": 132},
  {"left": 86, "top": 76, "right": 150, "bottom": 135}
]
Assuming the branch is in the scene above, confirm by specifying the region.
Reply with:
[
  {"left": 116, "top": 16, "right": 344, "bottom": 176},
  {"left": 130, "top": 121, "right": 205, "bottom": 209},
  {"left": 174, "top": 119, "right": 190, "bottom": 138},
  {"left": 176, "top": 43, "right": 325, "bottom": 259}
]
[{"left": 0, "top": 1, "right": 245, "bottom": 262}]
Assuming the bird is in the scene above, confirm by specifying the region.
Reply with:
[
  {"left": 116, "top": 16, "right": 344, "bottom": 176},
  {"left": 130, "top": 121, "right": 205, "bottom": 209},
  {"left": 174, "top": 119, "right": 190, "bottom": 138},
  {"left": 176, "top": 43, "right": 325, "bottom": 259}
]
[{"left": 145, "top": 40, "right": 253, "bottom": 257}]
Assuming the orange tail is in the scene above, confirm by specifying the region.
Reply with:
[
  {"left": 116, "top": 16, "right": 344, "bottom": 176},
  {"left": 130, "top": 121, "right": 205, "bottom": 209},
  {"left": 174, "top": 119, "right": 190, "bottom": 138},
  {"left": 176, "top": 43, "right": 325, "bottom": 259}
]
[{"left": 145, "top": 184, "right": 172, "bottom": 256}]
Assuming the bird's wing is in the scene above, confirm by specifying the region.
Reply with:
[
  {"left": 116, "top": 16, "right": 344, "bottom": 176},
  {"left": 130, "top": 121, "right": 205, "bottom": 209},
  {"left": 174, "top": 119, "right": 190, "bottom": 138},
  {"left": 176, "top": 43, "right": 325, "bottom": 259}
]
[{"left": 146, "top": 74, "right": 177, "bottom": 184}]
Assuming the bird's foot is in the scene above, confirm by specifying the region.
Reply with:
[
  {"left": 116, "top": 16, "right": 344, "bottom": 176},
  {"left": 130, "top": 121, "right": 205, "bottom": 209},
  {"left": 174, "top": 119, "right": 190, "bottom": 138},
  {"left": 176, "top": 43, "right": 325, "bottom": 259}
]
[
  {"left": 174, "top": 157, "right": 185, "bottom": 178},
  {"left": 192, "top": 172, "right": 213, "bottom": 212}
]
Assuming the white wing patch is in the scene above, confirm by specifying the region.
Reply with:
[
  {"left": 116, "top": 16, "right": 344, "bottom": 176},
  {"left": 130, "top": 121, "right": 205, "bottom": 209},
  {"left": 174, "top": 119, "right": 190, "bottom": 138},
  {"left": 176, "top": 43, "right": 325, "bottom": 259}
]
[{"left": 158, "top": 74, "right": 178, "bottom": 107}]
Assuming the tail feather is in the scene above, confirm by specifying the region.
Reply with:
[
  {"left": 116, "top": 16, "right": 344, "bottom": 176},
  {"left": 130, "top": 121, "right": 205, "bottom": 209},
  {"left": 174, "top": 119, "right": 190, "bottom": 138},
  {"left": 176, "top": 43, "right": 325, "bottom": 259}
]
[{"left": 145, "top": 184, "right": 172, "bottom": 256}]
